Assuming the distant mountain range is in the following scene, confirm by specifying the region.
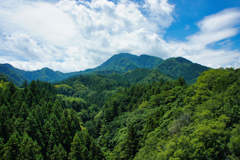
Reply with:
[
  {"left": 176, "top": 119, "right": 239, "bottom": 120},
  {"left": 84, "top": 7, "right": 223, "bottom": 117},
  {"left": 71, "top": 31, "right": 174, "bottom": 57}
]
[{"left": 0, "top": 53, "right": 210, "bottom": 86}]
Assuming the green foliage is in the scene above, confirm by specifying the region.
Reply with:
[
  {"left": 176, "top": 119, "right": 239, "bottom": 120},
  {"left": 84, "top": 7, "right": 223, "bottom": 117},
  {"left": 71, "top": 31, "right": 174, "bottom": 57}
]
[
  {"left": 123, "top": 124, "right": 139, "bottom": 160},
  {"left": 3, "top": 132, "right": 20, "bottom": 160},
  {"left": 228, "top": 124, "right": 240, "bottom": 158},
  {"left": 0, "top": 73, "right": 9, "bottom": 82},
  {"left": 50, "top": 143, "right": 67, "bottom": 160},
  {"left": 0, "top": 80, "right": 104, "bottom": 159},
  {"left": 1, "top": 66, "right": 240, "bottom": 160},
  {"left": 68, "top": 132, "right": 85, "bottom": 160},
  {"left": 144, "top": 115, "right": 155, "bottom": 140},
  {"left": 0, "top": 64, "right": 27, "bottom": 86},
  {"left": 154, "top": 57, "right": 210, "bottom": 83},
  {"left": 18, "top": 133, "right": 43, "bottom": 160},
  {"left": 93, "top": 53, "right": 163, "bottom": 72}
]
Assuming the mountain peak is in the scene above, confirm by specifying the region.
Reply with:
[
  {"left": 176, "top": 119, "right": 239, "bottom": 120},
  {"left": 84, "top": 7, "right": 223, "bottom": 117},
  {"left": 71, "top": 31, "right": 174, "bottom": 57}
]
[
  {"left": 41, "top": 67, "right": 54, "bottom": 71},
  {"left": 175, "top": 57, "right": 192, "bottom": 64},
  {"left": 95, "top": 53, "right": 163, "bottom": 71}
]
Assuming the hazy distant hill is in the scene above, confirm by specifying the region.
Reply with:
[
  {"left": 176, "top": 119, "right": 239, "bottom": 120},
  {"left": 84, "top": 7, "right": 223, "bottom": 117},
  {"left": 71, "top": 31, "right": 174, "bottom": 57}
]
[
  {"left": 0, "top": 53, "right": 210, "bottom": 86},
  {"left": 0, "top": 64, "right": 80, "bottom": 86},
  {"left": 0, "top": 64, "right": 28, "bottom": 86}
]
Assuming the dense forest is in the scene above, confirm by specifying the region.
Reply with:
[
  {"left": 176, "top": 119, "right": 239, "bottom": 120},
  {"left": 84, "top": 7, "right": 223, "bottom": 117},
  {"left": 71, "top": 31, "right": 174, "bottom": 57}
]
[
  {"left": 0, "top": 67, "right": 240, "bottom": 159},
  {"left": 0, "top": 80, "right": 104, "bottom": 159}
]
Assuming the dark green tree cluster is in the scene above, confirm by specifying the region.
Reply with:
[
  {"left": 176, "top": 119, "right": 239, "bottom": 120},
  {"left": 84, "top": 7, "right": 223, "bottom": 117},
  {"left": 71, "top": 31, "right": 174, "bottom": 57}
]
[{"left": 0, "top": 80, "right": 104, "bottom": 159}]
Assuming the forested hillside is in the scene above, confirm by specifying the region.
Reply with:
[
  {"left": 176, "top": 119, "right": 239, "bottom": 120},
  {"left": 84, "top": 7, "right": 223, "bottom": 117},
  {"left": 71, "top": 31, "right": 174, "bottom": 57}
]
[
  {"left": 0, "top": 67, "right": 239, "bottom": 160},
  {"left": 154, "top": 57, "right": 210, "bottom": 83},
  {"left": 57, "top": 67, "right": 240, "bottom": 159},
  {"left": 0, "top": 64, "right": 80, "bottom": 86},
  {"left": 0, "top": 80, "right": 104, "bottom": 159}
]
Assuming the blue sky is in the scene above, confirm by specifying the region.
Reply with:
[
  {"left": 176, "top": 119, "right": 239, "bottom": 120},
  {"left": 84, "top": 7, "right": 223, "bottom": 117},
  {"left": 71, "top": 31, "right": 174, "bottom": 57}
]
[
  {"left": 165, "top": 0, "right": 240, "bottom": 43},
  {"left": 0, "top": 0, "right": 240, "bottom": 72}
]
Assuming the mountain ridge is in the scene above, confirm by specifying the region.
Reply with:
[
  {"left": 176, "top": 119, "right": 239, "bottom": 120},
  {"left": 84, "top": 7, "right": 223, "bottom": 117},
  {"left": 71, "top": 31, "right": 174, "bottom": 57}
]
[{"left": 0, "top": 53, "right": 210, "bottom": 86}]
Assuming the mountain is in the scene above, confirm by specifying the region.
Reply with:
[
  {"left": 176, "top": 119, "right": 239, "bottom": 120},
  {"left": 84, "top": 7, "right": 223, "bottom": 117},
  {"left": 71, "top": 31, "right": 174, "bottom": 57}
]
[
  {"left": 0, "top": 64, "right": 80, "bottom": 86},
  {"left": 94, "top": 54, "right": 209, "bottom": 83},
  {"left": 93, "top": 53, "right": 163, "bottom": 72},
  {"left": 0, "top": 53, "right": 165, "bottom": 86},
  {"left": 154, "top": 57, "right": 210, "bottom": 83},
  {"left": 97, "top": 58, "right": 139, "bottom": 73},
  {"left": 0, "top": 53, "right": 210, "bottom": 86},
  {"left": 22, "top": 67, "right": 78, "bottom": 82},
  {"left": 0, "top": 64, "right": 28, "bottom": 86}
]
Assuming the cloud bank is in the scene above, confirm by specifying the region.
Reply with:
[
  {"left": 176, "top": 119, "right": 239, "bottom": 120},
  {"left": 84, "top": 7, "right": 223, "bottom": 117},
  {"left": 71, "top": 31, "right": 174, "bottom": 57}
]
[{"left": 0, "top": 0, "right": 239, "bottom": 72}]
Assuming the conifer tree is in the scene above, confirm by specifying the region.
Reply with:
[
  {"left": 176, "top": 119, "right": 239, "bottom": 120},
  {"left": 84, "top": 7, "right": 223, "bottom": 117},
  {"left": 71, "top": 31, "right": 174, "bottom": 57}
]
[
  {"left": 123, "top": 124, "right": 139, "bottom": 160},
  {"left": 0, "top": 138, "right": 4, "bottom": 159},
  {"left": 0, "top": 104, "right": 11, "bottom": 140},
  {"left": 3, "top": 132, "right": 20, "bottom": 160},
  {"left": 60, "top": 110, "right": 71, "bottom": 152},
  {"left": 57, "top": 143, "right": 67, "bottom": 160},
  {"left": 13, "top": 117, "right": 25, "bottom": 136},
  {"left": 24, "top": 112, "right": 38, "bottom": 140},
  {"left": 52, "top": 99, "right": 63, "bottom": 120},
  {"left": 48, "top": 113, "right": 61, "bottom": 144},
  {"left": 89, "top": 139, "right": 105, "bottom": 160},
  {"left": 50, "top": 143, "right": 67, "bottom": 160},
  {"left": 18, "top": 133, "right": 43, "bottom": 160},
  {"left": 46, "top": 134, "right": 56, "bottom": 159},
  {"left": 144, "top": 115, "right": 155, "bottom": 140},
  {"left": 20, "top": 80, "right": 28, "bottom": 88},
  {"left": 68, "top": 132, "right": 84, "bottom": 160}
]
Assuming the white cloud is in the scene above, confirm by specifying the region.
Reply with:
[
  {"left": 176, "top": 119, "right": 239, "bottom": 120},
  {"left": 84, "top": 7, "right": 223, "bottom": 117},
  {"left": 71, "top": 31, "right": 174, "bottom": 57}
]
[
  {"left": 180, "top": 8, "right": 240, "bottom": 68},
  {"left": 143, "top": 0, "right": 175, "bottom": 30},
  {"left": 0, "top": 0, "right": 80, "bottom": 47},
  {"left": 0, "top": 0, "right": 239, "bottom": 73},
  {"left": 0, "top": 0, "right": 175, "bottom": 72},
  {"left": 186, "top": 8, "right": 240, "bottom": 49},
  {"left": 0, "top": 33, "right": 60, "bottom": 61}
]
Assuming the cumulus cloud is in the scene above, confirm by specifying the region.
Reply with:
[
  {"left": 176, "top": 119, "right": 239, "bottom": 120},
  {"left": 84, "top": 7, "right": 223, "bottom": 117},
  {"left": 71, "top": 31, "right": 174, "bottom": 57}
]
[
  {"left": 0, "top": 0, "right": 80, "bottom": 47},
  {"left": 144, "top": 0, "right": 174, "bottom": 28},
  {"left": 0, "top": 0, "right": 239, "bottom": 72}
]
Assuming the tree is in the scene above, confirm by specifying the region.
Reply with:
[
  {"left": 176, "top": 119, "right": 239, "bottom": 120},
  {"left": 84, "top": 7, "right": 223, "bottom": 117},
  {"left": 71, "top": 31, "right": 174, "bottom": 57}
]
[
  {"left": 20, "top": 80, "right": 28, "bottom": 88},
  {"left": 89, "top": 139, "right": 105, "bottom": 160},
  {"left": 50, "top": 143, "right": 67, "bottom": 160},
  {"left": 144, "top": 115, "right": 155, "bottom": 140},
  {"left": 46, "top": 134, "right": 57, "bottom": 159},
  {"left": 0, "top": 138, "right": 4, "bottom": 158},
  {"left": 228, "top": 124, "right": 240, "bottom": 159},
  {"left": 18, "top": 133, "right": 43, "bottom": 160},
  {"left": 68, "top": 132, "right": 84, "bottom": 160},
  {"left": 123, "top": 124, "right": 139, "bottom": 160},
  {"left": 3, "top": 132, "right": 20, "bottom": 160},
  {"left": 24, "top": 112, "right": 38, "bottom": 140},
  {"left": 0, "top": 104, "right": 12, "bottom": 140}
]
